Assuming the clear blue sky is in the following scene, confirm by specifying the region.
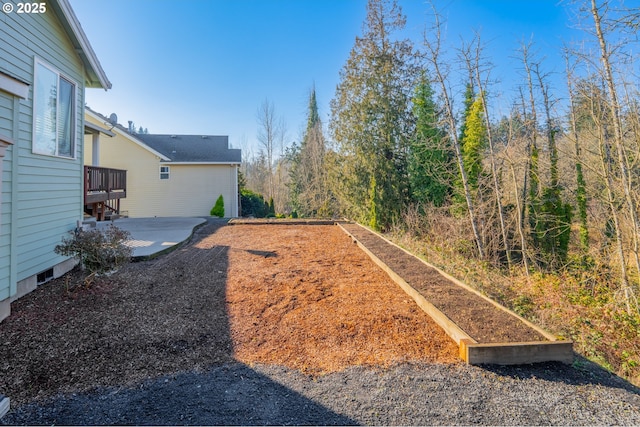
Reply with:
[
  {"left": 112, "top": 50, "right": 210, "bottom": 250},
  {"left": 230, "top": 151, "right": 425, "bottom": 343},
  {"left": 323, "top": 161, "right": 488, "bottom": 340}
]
[{"left": 70, "top": 0, "right": 579, "bottom": 157}]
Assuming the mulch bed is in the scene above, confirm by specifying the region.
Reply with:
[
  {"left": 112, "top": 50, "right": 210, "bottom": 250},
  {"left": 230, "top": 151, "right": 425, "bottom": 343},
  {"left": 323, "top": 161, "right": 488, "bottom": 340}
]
[
  {"left": 340, "top": 223, "right": 547, "bottom": 343},
  {"left": 0, "top": 221, "right": 458, "bottom": 407},
  {"left": 212, "top": 224, "right": 459, "bottom": 374}
]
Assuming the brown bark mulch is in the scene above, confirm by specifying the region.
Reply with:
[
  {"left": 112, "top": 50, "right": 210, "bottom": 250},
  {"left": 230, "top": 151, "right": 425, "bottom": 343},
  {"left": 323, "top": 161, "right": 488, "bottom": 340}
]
[
  {"left": 340, "top": 222, "right": 547, "bottom": 344},
  {"left": 0, "top": 221, "right": 458, "bottom": 407},
  {"left": 213, "top": 224, "right": 459, "bottom": 374}
]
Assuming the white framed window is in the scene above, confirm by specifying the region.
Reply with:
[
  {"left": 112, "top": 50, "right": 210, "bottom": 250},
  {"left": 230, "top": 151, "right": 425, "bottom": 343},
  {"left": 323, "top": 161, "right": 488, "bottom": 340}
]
[
  {"left": 160, "top": 165, "right": 170, "bottom": 180},
  {"left": 33, "top": 60, "right": 77, "bottom": 158}
]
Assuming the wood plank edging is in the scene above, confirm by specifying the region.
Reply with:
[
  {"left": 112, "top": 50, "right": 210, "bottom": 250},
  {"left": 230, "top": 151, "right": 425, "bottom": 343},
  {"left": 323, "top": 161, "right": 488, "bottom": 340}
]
[
  {"left": 350, "top": 222, "right": 561, "bottom": 342},
  {"left": 337, "top": 223, "right": 476, "bottom": 346},
  {"left": 228, "top": 219, "right": 340, "bottom": 226},
  {"left": 461, "top": 339, "right": 574, "bottom": 365},
  {"left": 339, "top": 222, "right": 574, "bottom": 366}
]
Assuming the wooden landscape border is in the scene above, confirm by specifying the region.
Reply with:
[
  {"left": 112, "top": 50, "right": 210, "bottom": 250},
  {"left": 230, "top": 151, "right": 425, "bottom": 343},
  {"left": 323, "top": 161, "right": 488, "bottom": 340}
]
[
  {"left": 337, "top": 222, "right": 574, "bottom": 366},
  {"left": 228, "top": 218, "right": 342, "bottom": 226}
]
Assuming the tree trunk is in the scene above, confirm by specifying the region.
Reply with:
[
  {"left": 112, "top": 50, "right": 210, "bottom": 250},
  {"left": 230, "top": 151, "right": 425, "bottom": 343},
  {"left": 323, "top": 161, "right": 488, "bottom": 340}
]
[
  {"left": 591, "top": 0, "right": 639, "bottom": 312},
  {"left": 565, "top": 54, "right": 590, "bottom": 265},
  {"left": 470, "top": 35, "right": 511, "bottom": 267},
  {"left": 599, "top": 126, "right": 632, "bottom": 314},
  {"left": 520, "top": 42, "right": 541, "bottom": 269},
  {"left": 510, "top": 160, "right": 530, "bottom": 275},
  {"left": 423, "top": 10, "right": 485, "bottom": 259}
]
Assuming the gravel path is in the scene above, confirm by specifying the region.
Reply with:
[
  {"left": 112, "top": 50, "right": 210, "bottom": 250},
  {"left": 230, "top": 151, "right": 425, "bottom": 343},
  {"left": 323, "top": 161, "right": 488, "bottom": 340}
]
[{"left": 3, "top": 360, "right": 640, "bottom": 425}]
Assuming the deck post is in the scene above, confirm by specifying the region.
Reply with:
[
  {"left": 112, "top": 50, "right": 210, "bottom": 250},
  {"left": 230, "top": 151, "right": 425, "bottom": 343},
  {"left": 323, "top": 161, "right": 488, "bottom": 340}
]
[{"left": 91, "top": 133, "right": 100, "bottom": 166}]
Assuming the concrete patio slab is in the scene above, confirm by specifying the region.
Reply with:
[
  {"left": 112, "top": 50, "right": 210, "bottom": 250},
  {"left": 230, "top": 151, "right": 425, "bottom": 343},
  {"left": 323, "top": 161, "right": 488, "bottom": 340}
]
[{"left": 96, "top": 217, "right": 208, "bottom": 258}]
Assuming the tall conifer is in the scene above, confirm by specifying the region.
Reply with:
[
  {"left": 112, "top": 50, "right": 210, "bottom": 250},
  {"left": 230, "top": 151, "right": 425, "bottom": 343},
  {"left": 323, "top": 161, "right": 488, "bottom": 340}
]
[{"left": 330, "top": 0, "right": 418, "bottom": 230}]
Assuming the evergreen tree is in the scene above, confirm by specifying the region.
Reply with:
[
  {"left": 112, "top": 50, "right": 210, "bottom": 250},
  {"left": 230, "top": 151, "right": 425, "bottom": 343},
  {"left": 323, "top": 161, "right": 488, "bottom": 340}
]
[
  {"left": 531, "top": 66, "right": 573, "bottom": 268},
  {"left": 210, "top": 195, "right": 225, "bottom": 218},
  {"left": 567, "top": 75, "right": 599, "bottom": 266},
  {"left": 458, "top": 83, "right": 475, "bottom": 145},
  {"left": 268, "top": 197, "right": 276, "bottom": 217},
  {"left": 461, "top": 95, "right": 487, "bottom": 191},
  {"left": 289, "top": 88, "right": 331, "bottom": 217},
  {"left": 408, "top": 75, "right": 452, "bottom": 207},
  {"left": 452, "top": 94, "right": 486, "bottom": 213},
  {"left": 237, "top": 169, "right": 247, "bottom": 190},
  {"left": 329, "top": 0, "right": 418, "bottom": 230}
]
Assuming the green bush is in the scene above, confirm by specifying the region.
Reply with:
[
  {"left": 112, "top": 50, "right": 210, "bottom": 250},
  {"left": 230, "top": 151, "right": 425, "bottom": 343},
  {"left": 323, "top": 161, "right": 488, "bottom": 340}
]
[
  {"left": 55, "top": 225, "right": 132, "bottom": 274},
  {"left": 268, "top": 197, "right": 276, "bottom": 216},
  {"left": 240, "top": 189, "right": 269, "bottom": 218},
  {"left": 211, "top": 194, "right": 225, "bottom": 217}
]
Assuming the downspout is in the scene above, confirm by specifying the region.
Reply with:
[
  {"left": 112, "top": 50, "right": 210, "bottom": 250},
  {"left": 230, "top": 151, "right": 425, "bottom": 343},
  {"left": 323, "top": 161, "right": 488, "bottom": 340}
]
[
  {"left": 0, "top": 74, "right": 28, "bottom": 300},
  {"left": 0, "top": 139, "right": 13, "bottom": 291},
  {"left": 9, "top": 97, "right": 20, "bottom": 296},
  {"left": 233, "top": 164, "right": 239, "bottom": 217},
  {"left": 0, "top": 127, "right": 13, "bottom": 330}
]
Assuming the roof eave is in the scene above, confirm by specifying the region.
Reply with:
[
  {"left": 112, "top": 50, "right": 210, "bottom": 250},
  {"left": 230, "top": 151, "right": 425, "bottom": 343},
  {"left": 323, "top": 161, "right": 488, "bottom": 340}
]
[
  {"left": 53, "top": 0, "right": 111, "bottom": 90},
  {"left": 85, "top": 108, "right": 171, "bottom": 160},
  {"left": 160, "top": 161, "right": 242, "bottom": 165}
]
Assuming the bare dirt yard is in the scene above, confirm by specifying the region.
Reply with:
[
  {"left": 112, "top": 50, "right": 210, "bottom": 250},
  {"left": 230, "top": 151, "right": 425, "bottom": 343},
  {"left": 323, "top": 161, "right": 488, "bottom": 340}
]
[{"left": 1, "top": 219, "right": 640, "bottom": 425}]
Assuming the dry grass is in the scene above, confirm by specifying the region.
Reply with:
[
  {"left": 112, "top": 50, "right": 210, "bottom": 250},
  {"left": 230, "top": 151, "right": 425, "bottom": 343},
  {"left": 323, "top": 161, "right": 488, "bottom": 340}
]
[{"left": 390, "top": 208, "right": 640, "bottom": 386}]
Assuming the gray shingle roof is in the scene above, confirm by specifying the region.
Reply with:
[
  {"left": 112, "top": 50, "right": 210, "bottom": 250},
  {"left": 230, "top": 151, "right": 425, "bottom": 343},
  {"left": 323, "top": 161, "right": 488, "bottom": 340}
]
[{"left": 135, "top": 134, "right": 241, "bottom": 163}]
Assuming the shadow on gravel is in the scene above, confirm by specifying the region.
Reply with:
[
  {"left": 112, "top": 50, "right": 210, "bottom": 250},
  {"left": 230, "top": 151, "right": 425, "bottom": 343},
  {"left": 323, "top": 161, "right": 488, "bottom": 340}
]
[
  {"left": 2, "top": 364, "right": 357, "bottom": 426},
  {"left": 481, "top": 357, "right": 640, "bottom": 396},
  {"left": 0, "top": 217, "right": 356, "bottom": 426}
]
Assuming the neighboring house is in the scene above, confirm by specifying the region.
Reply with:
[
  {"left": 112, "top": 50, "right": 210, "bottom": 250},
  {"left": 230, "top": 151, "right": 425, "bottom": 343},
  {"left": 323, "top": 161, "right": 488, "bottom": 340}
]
[
  {"left": 0, "top": 0, "right": 111, "bottom": 323},
  {"left": 84, "top": 108, "right": 241, "bottom": 218}
]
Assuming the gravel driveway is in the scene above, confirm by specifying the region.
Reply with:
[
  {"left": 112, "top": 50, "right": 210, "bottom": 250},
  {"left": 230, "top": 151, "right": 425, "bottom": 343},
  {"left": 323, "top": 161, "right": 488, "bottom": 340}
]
[{"left": 3, "top": 359, "right": 640, "bottom": 425}]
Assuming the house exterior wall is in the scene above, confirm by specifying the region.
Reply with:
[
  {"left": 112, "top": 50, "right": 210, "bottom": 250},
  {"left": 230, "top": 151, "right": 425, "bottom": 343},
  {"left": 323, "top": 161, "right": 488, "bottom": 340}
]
[
  {"left": 155, "top": 163, "right": 238, "bottom": 218},
  {"left": 84, "top": 113, "right": 239, "bottom": 218},
  {"left": 84, "top": 114, "right": 163, "bottom": 218},
  {"left": 0, "top": 93, "right": 15, "bottom": 313},
  {"left": 1, "top": 6, "right": 87, "bottom": 320}
]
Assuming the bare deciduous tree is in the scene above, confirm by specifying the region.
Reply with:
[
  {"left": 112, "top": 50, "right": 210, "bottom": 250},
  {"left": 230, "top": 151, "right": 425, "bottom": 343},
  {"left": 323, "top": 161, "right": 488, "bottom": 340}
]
[
  {"left": 256, "top": 98, "right": 286, "bottom": 201},
  {"left": 467, "top": 32, "right": 512, "bottom": 267},
  {"left": 589, "top": 0, "right": 639, "bottom": 312},
  {"left": 422, "top": 4, "right": 485, "bottom": 259}
]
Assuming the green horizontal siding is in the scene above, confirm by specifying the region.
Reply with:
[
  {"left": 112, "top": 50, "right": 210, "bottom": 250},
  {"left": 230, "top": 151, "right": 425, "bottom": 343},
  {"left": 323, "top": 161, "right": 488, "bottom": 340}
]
[
  {"left": 0, "top": 93, "right": 12, "bottom": 135},
  {"left": 1, "top": 10, "right": 82, "bottom": 82},
  {"left": 1, "top": 2, "right": 88, "bottom": 295}
]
